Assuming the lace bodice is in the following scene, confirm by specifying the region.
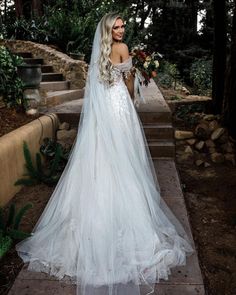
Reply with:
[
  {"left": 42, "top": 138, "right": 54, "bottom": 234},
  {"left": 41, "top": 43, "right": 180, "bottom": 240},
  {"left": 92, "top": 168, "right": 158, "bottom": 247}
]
[
  {"left": 110, "top": 56, "right": 133, "bottom": 84},
  {"left": 109, "top": 56, "right": 145, "bottom": 107}
]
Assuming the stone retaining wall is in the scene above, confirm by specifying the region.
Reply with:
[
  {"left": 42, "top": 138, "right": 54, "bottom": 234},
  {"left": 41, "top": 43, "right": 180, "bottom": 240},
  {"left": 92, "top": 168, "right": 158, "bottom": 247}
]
[
  {"left": 0, "top": 40, "right": 87, "bottom": 89},
  {"left": 0, "top": 114, "right": 60, "bottom": 207}
]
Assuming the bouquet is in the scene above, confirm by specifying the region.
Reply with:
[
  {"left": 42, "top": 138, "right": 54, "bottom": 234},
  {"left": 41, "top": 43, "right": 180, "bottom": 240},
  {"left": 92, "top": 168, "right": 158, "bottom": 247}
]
[{"left": 130, "top": 46, "right": 161, "bottom": 86}]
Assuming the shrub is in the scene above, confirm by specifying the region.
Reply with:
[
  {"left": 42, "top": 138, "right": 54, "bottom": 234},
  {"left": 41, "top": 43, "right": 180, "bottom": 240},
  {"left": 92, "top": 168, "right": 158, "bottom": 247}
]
[
  {"left": 156, "top": 60, "right": 181, "bottom": 89},
  {"left": 15, "top": 140, "right": 68, "bottom": 187},
  {"left": 0, "top": 45, "right": 28, "bottom": 110},
  {"left": 190, "top": 58, "right": 212, "bottom": 96},
  {"left": 0, "top": 203, "right": 33, "bottom": 259}
]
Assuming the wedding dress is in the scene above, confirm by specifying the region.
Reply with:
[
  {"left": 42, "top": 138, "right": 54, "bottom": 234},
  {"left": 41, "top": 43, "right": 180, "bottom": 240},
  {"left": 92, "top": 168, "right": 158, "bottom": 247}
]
[{"left": 16, "top": 20, "right": 195, "bottom": 295}]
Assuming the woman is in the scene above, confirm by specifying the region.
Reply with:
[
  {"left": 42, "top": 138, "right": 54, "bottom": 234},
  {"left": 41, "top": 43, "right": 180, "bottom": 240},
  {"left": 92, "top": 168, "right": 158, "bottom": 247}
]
[{"left": 16, "top": 12, "right": 195, "bottom": 295}]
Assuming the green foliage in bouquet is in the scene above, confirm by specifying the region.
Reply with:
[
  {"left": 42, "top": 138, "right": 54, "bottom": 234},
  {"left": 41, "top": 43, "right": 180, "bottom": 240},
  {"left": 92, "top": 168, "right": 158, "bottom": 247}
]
[
  {"left": 0, "top": 46, "right": 28, "bottom": 110},
  {"left": 0, "top": 203, "right": 33, "bottom": 259}
]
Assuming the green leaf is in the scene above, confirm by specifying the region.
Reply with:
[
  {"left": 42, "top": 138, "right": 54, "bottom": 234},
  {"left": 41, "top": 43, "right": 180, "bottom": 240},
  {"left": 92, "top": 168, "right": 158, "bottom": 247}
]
[
  {"left": 14, "top": 178, "right": 38, "bottom": 186},
  {"left": 0, "top": 236, "right": 12, "bottom": 258},
  {"left": 7, "top": 229, "right": 31, "bottom": 240},
  {"left": 13, "top": 203, "right": 33, "bottom": 230}
]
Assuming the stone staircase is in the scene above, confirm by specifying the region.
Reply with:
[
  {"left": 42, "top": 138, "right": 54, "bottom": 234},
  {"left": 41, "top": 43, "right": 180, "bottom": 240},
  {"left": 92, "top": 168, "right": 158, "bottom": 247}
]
[
  {"left": 14, "top": 52, "right": 84, "bottom": 106},
  {"left": 140, "top": 80, "right": 175, "bottom": 159},
  {"left": 41, "top": 80, "right": 175, "bottom": 159},
  {"left": 14, "top": 51, "right": 174, "bottom": 159}
]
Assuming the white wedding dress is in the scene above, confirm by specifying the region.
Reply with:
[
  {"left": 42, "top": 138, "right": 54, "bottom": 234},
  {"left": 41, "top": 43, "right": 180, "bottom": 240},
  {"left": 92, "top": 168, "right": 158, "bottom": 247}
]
[{"left": 16, "top": 20, "right": 195, "bottom": 295}]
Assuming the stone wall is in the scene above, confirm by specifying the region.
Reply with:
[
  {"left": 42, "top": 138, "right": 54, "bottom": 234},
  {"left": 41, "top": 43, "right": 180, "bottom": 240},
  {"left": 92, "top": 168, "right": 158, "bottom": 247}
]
[{"left": 0, "top": 39, "right": 87, "bottom": 89}]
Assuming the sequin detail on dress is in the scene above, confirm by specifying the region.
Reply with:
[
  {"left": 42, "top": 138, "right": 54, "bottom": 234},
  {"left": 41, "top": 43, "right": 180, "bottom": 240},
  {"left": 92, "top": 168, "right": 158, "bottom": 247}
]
[{"left": 106, "top": 57, "right": 133, "bottom": 122}]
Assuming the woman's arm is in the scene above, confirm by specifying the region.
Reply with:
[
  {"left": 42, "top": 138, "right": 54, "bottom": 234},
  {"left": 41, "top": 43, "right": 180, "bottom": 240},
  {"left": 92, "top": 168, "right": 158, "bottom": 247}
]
[
  {"left": 123, "top": 69, "right": 135, "bottom": 99},
  {"left": 119, "top": 43, "right": 135, "bottom": 99}
]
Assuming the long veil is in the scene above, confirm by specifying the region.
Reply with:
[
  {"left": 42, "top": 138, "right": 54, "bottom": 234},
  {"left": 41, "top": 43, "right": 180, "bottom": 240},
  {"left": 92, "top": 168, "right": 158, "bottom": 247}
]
[{"left": 16, "top": 19, "right": 195, "bottom": 295}]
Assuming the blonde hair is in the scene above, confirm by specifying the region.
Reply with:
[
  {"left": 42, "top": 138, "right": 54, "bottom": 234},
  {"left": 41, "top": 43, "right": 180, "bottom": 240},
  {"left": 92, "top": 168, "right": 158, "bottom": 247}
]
[{"left": 99, "top": 12, "right": 122, "bottom": 84}]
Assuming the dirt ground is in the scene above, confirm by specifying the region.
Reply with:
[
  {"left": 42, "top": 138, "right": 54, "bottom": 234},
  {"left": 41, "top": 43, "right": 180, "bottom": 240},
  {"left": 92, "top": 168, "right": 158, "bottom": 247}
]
[
  {"left": 160, "top": 85, "right": 236, "bottom": 295},
  {"left": 177, "top": 157, "right": 236, "bottom": 295},
  {"left": 0, "top": 107, "right": 38, "bottom": 137},
  {"left": 0, "top": 184, "right": 55, "bottom": 295}
]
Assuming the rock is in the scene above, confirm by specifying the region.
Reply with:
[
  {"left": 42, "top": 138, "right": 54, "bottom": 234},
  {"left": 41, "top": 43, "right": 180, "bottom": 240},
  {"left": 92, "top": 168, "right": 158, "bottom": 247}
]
[
  {"left": 209, "top": 147, "right": 216, "bottom": 154},
  {"left": 211, "top": 152, "right": 225, "bottom": 163},
  {"left": 184, "top": 146, "right": 194, "bottom": 154},
  {"left": 59, "top": 122, "right": 70, "bottom": 130},
  {"left": 229, "top": 135, "right": 236, "bottom": 144},
  {"left": 209, "top": 120, "right": 220, "bottom": 132},
  {"left": 224, "top": 153, "right": 236, "bottom": 165},
  {"left": 221, "top": 142, "right": 234, "bottom": 153},
  {"left": 195, "top": 123, "right": 210, "bottom": 140},
  {"left": 203, "top": 114, "right": 217, "bottom": 121},
  {"left": 57, "top": 129, "right": 77, "bottom": 145},
  {"left": 217, "top": 133, "right": 228, "bottom": 144},
  {"left": 195, "top": 141, "right": 205, "bottom": 150},
  {"left": 175, "top": 130, "right": 194, "bottom": 140},
  {"left": 195, "top": 159, "right": 204, "bottom": 166},
  {"left": 26, "top": 108, "right": 38, "bottom": 116},
  {"left": 181, "top": 86, "right": 190, "bottom": 95},
  {"left": 205, "top": 139, "right": 215, "bottom": 148},
  {"left": 186, "top": 138, "right": 196, "bottom": 145},
  {"left": 204, "top": 162, "right": 211, "bottom": 167},
  {"left": 176, "top": 153, "right": 194, "bottom": 164},
  {"left": 176, "top": 140, "right": 186, "bottom": 146},
  {"left": 211, "top": 127, "right": 225, "bottom": 141}
]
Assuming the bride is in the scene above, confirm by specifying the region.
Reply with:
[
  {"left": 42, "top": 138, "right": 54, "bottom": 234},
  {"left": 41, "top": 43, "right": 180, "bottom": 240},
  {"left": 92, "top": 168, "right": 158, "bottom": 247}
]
[{"left": 16, "top": 12, "right": 195, "bottom": 295}]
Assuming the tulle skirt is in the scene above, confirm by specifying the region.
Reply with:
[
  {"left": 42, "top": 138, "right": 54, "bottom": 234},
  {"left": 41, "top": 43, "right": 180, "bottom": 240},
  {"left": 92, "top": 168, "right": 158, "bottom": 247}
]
[{"left": 16, "top": 79, "right": 195, "bottom": 295}]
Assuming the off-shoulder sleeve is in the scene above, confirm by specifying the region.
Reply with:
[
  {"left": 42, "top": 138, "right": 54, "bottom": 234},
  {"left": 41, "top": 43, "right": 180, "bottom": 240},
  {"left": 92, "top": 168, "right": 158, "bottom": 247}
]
[{"left": 115, "top": 56, "right": 133, "bottom": 73}]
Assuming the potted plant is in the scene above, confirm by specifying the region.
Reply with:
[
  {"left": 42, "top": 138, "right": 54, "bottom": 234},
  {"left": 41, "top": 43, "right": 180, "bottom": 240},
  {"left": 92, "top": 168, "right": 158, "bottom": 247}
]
[
  {"left": 66, "top": 41, "right": 85, "bottom": 60},
  {"left": 17, "top": 63, "right": 42, "bottom": 89}
]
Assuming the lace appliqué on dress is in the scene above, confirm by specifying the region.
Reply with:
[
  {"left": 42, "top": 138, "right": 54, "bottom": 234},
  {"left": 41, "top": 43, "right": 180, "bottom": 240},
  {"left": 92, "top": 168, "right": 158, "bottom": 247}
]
[{"left": 106, "top": 61, "right": 133, "bottom": 122}]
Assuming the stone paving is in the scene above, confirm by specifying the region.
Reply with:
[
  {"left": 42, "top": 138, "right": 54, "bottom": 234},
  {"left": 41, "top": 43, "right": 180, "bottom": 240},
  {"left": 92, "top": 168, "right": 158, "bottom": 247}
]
[{"left": 8, "top": 81, "right": 205, "bottom": 294}]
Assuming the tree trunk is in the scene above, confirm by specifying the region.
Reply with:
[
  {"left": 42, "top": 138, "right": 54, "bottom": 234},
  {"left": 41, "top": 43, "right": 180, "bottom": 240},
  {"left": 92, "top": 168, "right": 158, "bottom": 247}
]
[
  {"left": 183, "top": 0, "right": 198, "bottom": 44},
  {"left": 212, "top": 0, "right": 227, "bottom": 114},
  {"left": 32, "top": 0, "right": 43, "bottom": 16},
  {"left": 14, "top": 0, "right": 24, "bottom": 18},
  {"left": 222, "top": 0, "right": 236, "bottom": 140}
]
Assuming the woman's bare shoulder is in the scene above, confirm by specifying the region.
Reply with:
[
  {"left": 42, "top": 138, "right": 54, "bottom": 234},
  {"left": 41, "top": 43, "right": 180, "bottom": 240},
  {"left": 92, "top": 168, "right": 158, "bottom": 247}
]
[
  {"left": 113, "top": 42, "right": 129, "bottom": 53},
  {"left": 112, "top": 42, "right": 129, "bottom": 61}
]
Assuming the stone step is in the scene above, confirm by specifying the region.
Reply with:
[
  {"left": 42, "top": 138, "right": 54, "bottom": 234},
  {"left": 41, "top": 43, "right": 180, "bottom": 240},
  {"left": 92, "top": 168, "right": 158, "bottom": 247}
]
[
  {"left": 12, "top": 51, "right": 32, "bottom": 58},
  {"left": 139, "top": 80, "right": 172, "bottom": 125},
  {"left": 42, "top": 73, "right": 64, "bottom": 82},
  {"left": 144, "top": 123, "right": 174, "bottom": 141},
  {"left": 41, "top": 65, "right": 54, "bottom": 73},
  {"left": 147, "top": 140, "right": 175, "bottom": 158},
  {"left": 40, "top": 104, "right": 172, "bottom": 125},
  {"left": 40, "top": 81, "right": 70, "bottom": 91},
  {"left": 42, "top": 90, "right": 84, "bottom": 107},
  {"left": 139, "top": 111, "right": 172, "bottom": 125},
  {"left": 40, "top": 111, "right": 174, "bottom": 158},
  {"left": 23, "top": 57, "right": 44, "bottom": 64},
  {"left": 52, "top": 116, "right": 173, "bottom": 142}
]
